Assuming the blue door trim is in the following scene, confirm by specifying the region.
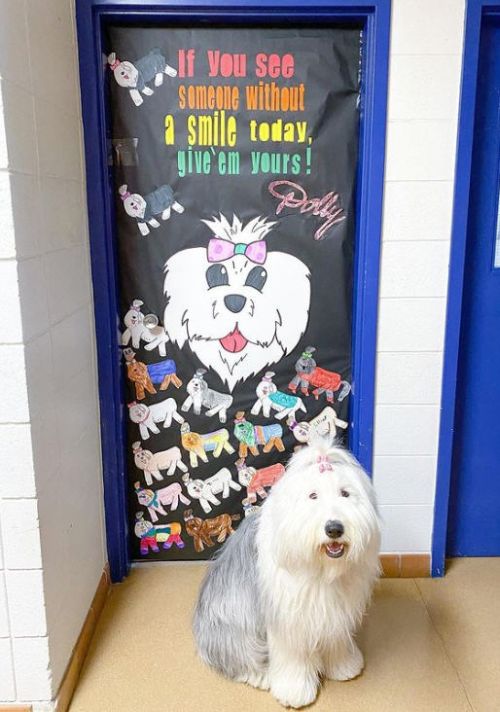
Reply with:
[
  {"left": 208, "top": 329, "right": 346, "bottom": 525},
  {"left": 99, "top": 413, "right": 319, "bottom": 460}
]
[
  {"left": 432, "top": 0, "right": 500, "bottom": 576},
  {"left": 75, "top": 0, "right": 390, "bottom": 582}
]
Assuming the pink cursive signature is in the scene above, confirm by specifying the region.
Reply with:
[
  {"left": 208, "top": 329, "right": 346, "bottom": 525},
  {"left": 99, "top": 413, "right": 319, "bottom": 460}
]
[{"left": 268, "top": 180, "right": 345, "bottom": 241}]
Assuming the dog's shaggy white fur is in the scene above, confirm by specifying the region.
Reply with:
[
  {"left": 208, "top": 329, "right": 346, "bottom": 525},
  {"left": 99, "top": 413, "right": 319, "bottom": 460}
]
[{"left": 193, "top": 439, "right": 380, "bottom": 708}]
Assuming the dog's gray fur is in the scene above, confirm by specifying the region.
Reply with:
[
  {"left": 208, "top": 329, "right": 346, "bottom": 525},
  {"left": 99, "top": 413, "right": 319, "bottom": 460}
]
[{"left": 193, "top": 511, "right": 267, "bottom": 680}]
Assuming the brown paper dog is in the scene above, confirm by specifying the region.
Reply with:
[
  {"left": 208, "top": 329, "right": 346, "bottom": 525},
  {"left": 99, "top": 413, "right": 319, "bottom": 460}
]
[
  {"left": 183, "top": 508, "right": 240, "bottom": 552},
  {"left": 123, "top": 348, "right": 156, "bottom": 400}
]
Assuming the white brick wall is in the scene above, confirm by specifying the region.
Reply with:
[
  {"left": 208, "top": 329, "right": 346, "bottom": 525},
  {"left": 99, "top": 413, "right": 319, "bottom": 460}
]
[
  {"left": 372, "top": 0, "right": 465, "bottom": 552},
  {"left": 0, "top": 0, "right": 106, "bottom": 705}
]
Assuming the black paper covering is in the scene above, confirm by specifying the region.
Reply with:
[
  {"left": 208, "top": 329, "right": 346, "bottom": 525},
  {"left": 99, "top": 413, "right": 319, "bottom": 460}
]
[{"left": 106, "top": 24, "right": 361, "bottom": 560}]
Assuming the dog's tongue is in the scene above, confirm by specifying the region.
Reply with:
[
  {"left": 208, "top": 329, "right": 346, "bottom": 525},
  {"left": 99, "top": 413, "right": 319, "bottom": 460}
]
[{"left": 220, "top": 327, "right": 248, "bottom": 353}]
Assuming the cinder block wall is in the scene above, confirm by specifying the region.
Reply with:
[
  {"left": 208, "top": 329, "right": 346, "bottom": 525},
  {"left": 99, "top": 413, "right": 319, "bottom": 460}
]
[
  {"left": 0, "top": 0, "right": 465, "bottom": 707},
  {"left": 0, "top": 0, "right": 106, "bottom": 707},
  {"left": 373, "top": 0, "right": 465, "bottom": 552}
]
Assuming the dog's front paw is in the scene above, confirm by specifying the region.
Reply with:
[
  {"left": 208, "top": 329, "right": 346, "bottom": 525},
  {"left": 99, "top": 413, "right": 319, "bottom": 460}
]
[
  {"left": 326, "top": 644, "right": 364, "bottom": 681},
  {"left": 271, "top": 673, "right": 318, "bottom": 708}
]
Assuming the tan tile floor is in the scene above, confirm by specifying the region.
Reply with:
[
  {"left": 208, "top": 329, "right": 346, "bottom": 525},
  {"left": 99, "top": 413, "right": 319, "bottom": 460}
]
[{"left": 69, "top": 558, "right": 500, "bottom": 712}]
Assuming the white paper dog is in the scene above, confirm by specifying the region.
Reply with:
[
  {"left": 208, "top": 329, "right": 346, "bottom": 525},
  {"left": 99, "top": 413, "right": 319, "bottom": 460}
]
[
  {"left": 182, "top": 468, "right": 242, "bottom": 514},
  {"left": 121, "top": 300, "right": 155, "bottom": 349},
  {"left": 164, "top": 214, "right": 311, "bottom": 392},
  {"left": 288, "top": 406, "right": 348, "bottom": 444},
  {"left": 134, "top": 481, "right": 190, "bottom": 520},
  {"left": 128, "top": 399, "right": 184, "bottom": 440},
  {"left": 182, "top": 369, "right": 233, "bottom": 423},
  {"left": 118, "top": 184, "right": 184, "bottom": 236},
  {"left": 121, "top": 299, "right": 169, "bottom": 356},
  {"left": 132, "top": 442, "right": 188, "bottom": 485},
  {"left": 108, "top": 49, "right": 177, "bottom": 106},
  {"left": 251, "top": 371, "right": 307, "bottom": 420},
  {"left": 193, "top": 440, "right": 381, "bottom": 708}
]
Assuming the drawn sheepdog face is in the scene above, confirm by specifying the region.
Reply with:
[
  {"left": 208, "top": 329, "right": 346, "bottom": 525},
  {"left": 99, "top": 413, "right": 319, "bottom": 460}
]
[
  {"left": 128, "top": 403, "right": 149, "bottom": 423},
  {"left": 164, "top": 214, "right": 311, "bottom": 391},
  {"left": 133, "top": 447, "right": 153, "bottom": 469},
  {"left": 260, "top": 443, "right": 380, "bottom": 579},
  {"left": 135, "top": 487, "right": 153, "bottom": 507},
  {"left": 123, "top": 193, "right": 146, "bottom": 218},
  {"left": 124, "top": 308, "right": 142, "bottom": 328},
  {"left": 113, "top": 60, "right": 138, "bottom": 88}
]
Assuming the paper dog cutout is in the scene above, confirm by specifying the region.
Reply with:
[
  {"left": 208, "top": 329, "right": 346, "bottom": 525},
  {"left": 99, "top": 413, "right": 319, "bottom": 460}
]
[
  {"left": 235, "top": 458, "right": 286, "bottom": 501},
  {"left": 134, "top": 481, "right": 190, "bottom": 521},
  {"left": 119, "top": 184, "right": 184, "bottom": 236},
  {"left": 182, "top": 368, "right": 233, "bottom": 423},
  {"left": 132, "top": 441, "right": 188, "bottom": 485},
  {"left": 251, "top": 371, "right": 307, "bottom": 420},
  {"left": 123, "top": 348, "right": 182, "bottom": 399},
  {"left": 233, "top": 411, "right": 284, "bottom": 459},
  {"left": 183, "top": 508, "right": 240, "bottom": 553},
  {"left": 180, "top": 423, "right": 235, "bottom": 468},
  {"left": 288, "top": 346, "right": 351, "bottom": 402},
  {"left": 134, "top": 512, "right": 184, "bottom": 555},
  {"left": 128, "top": 399, "right": 184, "bottom": 440},
  {"left": 108, "top": 49, "right": 177, "bottom": 106},
  {"left": 121, "top": 300, "right": 169, "bottom": 356},
  {"left": 121, "top": 300, "right": 154, "bottom": 349},
  {"left": 182, "top": 467, "right": 242, "bottom": 514},
  {"left": 287, "top": 405, "right": 348, "bottom": 444}
]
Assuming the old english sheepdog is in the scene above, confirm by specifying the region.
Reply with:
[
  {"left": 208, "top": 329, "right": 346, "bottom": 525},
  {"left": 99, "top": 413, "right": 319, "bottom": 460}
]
[{"left": 193, "top": 440, "right": 380, "bottom": 708}]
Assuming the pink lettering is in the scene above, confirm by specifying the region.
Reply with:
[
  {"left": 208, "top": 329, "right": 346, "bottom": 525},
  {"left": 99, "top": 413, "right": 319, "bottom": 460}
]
[{"left": 268, "top": 180, "right": 345, "bottom": 240}]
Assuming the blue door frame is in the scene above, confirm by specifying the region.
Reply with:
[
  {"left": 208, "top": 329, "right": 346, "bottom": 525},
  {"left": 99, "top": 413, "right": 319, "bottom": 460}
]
[
  {"left": 75, "top": 0, "right": 390, "bottom": 582},
  {"left": 432, "top": 0, "right": 500, "bottom": 576}
]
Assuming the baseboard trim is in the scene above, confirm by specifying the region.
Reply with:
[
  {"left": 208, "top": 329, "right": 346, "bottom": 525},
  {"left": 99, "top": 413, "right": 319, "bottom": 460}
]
[
  {"left": 380, "top": 554, "right": 430, "bottom": 577},
  {"left": 0, "top": 706, "right": 32, "bottom": 711},
  {"left": 54, "top": 564, "right": 111, "bottom": 712}
]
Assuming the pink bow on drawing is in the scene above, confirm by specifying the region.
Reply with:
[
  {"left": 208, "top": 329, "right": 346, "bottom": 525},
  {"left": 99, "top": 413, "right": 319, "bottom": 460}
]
[{"left": 207, "top": 238, "right": 267, "bottom": 265}]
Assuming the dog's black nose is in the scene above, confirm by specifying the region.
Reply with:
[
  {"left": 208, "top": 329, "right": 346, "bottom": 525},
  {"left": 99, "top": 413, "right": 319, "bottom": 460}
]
[
  {"left": 325, "top": 520, "right": 344, "bottom": 539},
  {"left": 224, "top": 294, "right": 247, "bottom": 313}
]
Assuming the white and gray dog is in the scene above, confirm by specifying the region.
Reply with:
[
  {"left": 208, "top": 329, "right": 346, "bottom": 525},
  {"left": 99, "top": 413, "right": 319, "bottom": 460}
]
[{"left": 193, "top": 439, "right": 380, "bottom": 708}]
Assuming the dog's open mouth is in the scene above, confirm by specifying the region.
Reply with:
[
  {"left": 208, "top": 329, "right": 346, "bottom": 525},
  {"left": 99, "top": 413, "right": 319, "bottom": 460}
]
[
  {"left": 219, "top": 326, "right": 248, "bottom": 353},
  {"left": 324, "top": 542, "right": 346, "bottom": 559}
]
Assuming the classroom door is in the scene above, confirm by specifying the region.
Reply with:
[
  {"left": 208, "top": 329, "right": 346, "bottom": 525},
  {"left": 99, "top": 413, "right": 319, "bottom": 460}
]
[
  {"left": 106, "top": 24, "right": 362, "bottom": 561},
  {"left": 447, "top": 18, "right": 500, "bottom": 556}
]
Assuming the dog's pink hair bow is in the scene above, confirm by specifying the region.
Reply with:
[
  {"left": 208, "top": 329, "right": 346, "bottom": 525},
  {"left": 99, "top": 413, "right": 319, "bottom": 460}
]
[
  {"left": 207, "top": 238, "right": 266, "bottom": 265},
  {"left": 317, "top": 455, "right": 333, "bottom": 473}
]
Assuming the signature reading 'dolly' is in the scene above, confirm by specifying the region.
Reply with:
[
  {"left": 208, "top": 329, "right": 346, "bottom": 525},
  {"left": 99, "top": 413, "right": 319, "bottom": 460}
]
[{"left": 268, "top": 180, "right": 345, "bottom": 241}]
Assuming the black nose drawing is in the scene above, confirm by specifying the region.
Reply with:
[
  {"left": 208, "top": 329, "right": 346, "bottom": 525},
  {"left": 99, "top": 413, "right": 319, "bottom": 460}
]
[
  {"left": 325, "top": 520, "right": 344, "bottom": 539},
  {"left": 224, "top": 294, "right": 247, "bottom": 313}
]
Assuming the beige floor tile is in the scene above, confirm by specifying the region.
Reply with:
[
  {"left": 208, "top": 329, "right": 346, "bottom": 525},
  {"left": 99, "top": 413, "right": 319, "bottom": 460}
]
[
  {"left": 69, "top": 565, "right": 473, "bottom": 712},
  {"left": 417, "top": 558, "right": 500, "bottom": 712}
]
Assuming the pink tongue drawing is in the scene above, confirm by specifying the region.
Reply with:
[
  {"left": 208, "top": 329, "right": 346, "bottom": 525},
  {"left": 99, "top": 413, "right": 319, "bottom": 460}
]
[{"left": 220, "top": 327, "right": 248, "bottom": 353}]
